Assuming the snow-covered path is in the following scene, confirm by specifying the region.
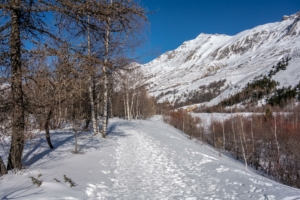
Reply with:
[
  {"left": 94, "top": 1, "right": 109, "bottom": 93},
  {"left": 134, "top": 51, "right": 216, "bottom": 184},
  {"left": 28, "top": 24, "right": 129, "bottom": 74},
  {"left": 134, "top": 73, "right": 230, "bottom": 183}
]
[
  {"left": 84, "top": 117, "right": 300, "bottom": 200},
  {"left": 1, "top": 116, "right": 300, "bottom": 199}
]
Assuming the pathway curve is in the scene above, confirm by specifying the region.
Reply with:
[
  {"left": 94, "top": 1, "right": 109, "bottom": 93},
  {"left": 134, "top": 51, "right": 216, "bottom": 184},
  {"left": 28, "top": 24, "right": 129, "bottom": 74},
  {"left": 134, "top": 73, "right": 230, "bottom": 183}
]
[{"left": 85, "top": 118, "right": 300, "bottom": 200}]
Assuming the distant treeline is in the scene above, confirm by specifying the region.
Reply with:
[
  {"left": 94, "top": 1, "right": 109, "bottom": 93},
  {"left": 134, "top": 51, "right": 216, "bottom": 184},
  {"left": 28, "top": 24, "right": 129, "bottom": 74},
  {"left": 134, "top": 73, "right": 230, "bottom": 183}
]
[{"left": 163, "top": 105, "right": 300, "bottom": 189}]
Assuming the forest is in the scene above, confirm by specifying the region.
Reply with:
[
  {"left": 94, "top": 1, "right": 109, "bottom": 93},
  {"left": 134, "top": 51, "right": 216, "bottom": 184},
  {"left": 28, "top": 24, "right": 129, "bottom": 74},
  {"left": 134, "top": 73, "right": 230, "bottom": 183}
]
[{"left": 0, "top": 0, "right": 156, "bottom": 175}]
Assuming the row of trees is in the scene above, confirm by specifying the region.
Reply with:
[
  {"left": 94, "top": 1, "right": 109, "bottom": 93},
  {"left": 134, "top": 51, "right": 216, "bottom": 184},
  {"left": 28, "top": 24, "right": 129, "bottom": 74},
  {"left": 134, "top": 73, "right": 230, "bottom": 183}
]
[
  {"left": 112, "top": 66, "right": 156, "bottom": 120},
  {"left": 208, "top": 108, "right": 300, "bottom": 188},
  {"left": 162, "top": 110, "right": 203, "bottom": 141},
  {"left": 0, "top": 0, "right": 150, "bottom": 173},
  {"left": 163, "top": 105, "right": 300, "bottom": 189}
]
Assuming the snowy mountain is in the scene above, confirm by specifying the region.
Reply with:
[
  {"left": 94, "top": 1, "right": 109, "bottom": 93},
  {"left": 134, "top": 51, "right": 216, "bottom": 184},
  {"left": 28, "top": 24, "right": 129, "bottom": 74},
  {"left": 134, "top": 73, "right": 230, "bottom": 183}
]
[{"left": 142, "top": 12, "right": 300, "bottom": 107}]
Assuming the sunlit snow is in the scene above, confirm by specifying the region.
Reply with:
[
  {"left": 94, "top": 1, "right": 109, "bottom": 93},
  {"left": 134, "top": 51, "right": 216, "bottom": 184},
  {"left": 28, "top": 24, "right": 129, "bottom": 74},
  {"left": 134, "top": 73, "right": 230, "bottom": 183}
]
[
  {"left": 142, "top": 12, "right": 300, "bottom": 107},
  {"left": 1, "top": 116, "right": 300, "bottom": 199}
]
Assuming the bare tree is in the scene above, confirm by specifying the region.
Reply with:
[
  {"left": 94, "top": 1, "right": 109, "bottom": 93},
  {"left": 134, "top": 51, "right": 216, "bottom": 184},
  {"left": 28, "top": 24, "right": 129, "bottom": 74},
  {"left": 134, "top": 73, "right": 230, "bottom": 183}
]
[
  {"left": 0, "top": 0, "right": 148, "bottom": 171},
  {"left": 0, "top": 156, "right": 7, "bottom": 176},
  {"left": 98, "top": 0, "right": 147, "bottom": 137},
  {"left": 239, "top": 116, "right": 248, "bottom": 170},
  {"left": 0, "top": 0, "right": 61, "bottom": 170}
]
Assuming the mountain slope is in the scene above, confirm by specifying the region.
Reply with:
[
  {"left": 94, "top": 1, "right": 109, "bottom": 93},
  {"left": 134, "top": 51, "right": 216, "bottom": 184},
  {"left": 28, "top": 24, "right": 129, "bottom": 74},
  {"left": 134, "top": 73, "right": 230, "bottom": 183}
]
[{"left": 142, "top": 12, "right": 300, "bottom": 107}]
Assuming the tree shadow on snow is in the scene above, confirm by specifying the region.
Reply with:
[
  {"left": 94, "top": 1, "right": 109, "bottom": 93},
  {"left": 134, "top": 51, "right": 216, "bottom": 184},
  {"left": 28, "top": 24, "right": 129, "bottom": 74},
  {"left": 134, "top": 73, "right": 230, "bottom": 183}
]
[
  {"left": 22, "top": 121, "right": 131, "bottom": 167},
  {"left": 98, "top": 122, "right": 123, "bottom": 136},
  {"left": 96, "top": 122, "right": 129, "bottom": 141},
  {"left": 23, "top": 133, "right": 70, "bottom": 165},
  {"left": 106, "top": 121, "right": 136, "bottom": 139},
  {"left": 2, "top": 183, "right": 44, "bottom": 200},
  {"left": 22, "top": 131, "right": 91, "bottom": 167},
  {"left": 106, "top": 123, "right": 117, "bottom": 136},
  {"left": 76, "top": 132, "right": 111, "bottom": 153}
]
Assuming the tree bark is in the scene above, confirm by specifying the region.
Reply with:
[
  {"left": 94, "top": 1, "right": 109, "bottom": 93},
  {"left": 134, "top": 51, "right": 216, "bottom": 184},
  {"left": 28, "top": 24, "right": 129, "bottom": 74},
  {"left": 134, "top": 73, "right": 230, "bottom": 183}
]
[
  {"left": 135, "top": 94, "right": 139, "bottom": 119},
  {"left": 273, "top": 116, "right": 280, "bottom": 165},
  {"left": 102, "top": 8, "right": 111, "bottom": 138},
  {"left": 239, "top": 117, "right": 248, "bottom": 170},
  {"left": 130, "top": 91, "right": 135, "bottom": 119},
  {"left": 88, "top": 79, "right": 99, "bottom": 135},
  {"left": 87, "top": 14, "right": 99, "bottom": 136},
  {"left": 84, "top": 118, "right": 90, "bottom": 130},
  {"left": 125, "top": 81, "right": 130, "bottom": 120},
  {"left": 58, "top": 93, "right": 62, "bottom": 126},
  {"left": 7, "top": 0, "right": 25, "bottom": 171},
  {"left": 231, "top": 118, "right": 238, "bottom": 158},
  {"left": 102, "top": 70, "right": 108, "bottom": 138},
  {"left": 221, "top": 119, "right": 225, "bottom": 150},
  {"left": 123, "top": 94, "right": 127, "bottom": 119},
  {"left": 108, "top": 78, "right": 113, "bottom": 118},
  {"left": 109, "top": 95, "right": 113, "bottom": 118},
  {"left": 45, "top": 109, "right": 54, "bottom": 149},
  {"left": 0, "top": 156, "right": 8, "bottom": 176}
]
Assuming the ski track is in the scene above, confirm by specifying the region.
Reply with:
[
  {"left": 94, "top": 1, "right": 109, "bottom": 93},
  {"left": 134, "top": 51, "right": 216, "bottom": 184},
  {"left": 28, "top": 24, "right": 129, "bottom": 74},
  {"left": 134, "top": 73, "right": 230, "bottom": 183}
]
[{"left": 84, "top": 120, "right": 300, "bottom": 200}]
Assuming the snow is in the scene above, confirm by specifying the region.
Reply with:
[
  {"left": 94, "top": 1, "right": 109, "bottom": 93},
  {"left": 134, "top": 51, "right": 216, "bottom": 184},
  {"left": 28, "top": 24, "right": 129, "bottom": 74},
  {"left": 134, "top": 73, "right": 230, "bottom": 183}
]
[
  {"left": 191, "top": 112, "right": 255, "bottom": 131},
  {"left": 1, "top": 117, "right": 300, "bottom": 199},
  {"left": 142, "top": 12, "right": 300, "bottom": 107}
]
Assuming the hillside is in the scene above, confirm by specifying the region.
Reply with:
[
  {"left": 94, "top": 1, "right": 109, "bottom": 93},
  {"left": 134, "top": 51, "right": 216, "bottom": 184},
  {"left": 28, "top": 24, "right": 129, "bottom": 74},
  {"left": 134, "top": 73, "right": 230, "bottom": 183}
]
[
  {"left": 1, "top": 117, "right": 300, "bottom": 199},
  {"left": 142, "top": 12, "right": 300, "bottom": 107}
]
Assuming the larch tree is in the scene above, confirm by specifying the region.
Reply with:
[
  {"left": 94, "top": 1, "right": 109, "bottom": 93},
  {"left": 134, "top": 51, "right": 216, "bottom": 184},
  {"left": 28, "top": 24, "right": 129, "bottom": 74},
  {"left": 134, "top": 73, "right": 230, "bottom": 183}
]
[
  {"left": 87, "top": 0, "right": 147, "bottom": 137},
  {"left": 57, "top": 0, "right": 147, "bottom": 138},
  {"left": 0, "top": 0, "right": 61, "bottom": 170},
  {"left": 0, "top": 0, "right": 148, "bottom": 171},
  {"left": 0, "top": 0, "right": 93, "bottom": 170}
]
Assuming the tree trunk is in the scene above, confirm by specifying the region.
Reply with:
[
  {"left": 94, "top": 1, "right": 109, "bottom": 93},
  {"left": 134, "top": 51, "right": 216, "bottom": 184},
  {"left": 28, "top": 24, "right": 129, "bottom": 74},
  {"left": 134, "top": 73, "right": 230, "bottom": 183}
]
[
  {"left": 0, "top": 156, "right": 8, "bottom": 176},
  {"left": 212, "top": 124, "right": 215, "bottom": 147},
  {"left": 88, "top": 79, "right": 99, "bottom": 135},
  {"left": 7, "top": 0, "right": 25, "bottom": 171},
  {"left": 109, "top": 95, "right": 113, "bottom": 118},
  {"left": 102, "top": 71, "right": 108, "bottom": 138},
  {"left": 239, "top": 117, "right": 248, "bottom": 170},
  {"left": 126, "top": 82, "right": 130, "bottom": 120},
  {"left": 250, "top": 118, "right": 255, "bottom": 153},
  {"left": 45, "top": 109, "right": 54, "bottom": 149},
  {"left": 101, "top": 14, "right": 111, "bottom": 138},
  {"left": 87, "top": 14, "right": 99, "bottom": 136},
  {"left": 273, "top": 116, "right": 280, "bottom": 164},
  {"left": 58, "top": 93, "right": 62, "bottom": 126},
  {"left": 84, "top": 118, "right": 90, "bottom": 130},
  {"left": 222, "top": 120, "right": 225, "bottom": 150},
  {"left": 108, "top": 76, "right": 113, "bottom": 118},
  {"left": 130, "top": 91, "right": 135, "bottom": 119},
  {"left": 97, "top": 91, "right": 101, "bottom": 117},
  {"left": 231, "top": 117, "right": 238, "bottom": 159},
  {"left": 135, "top": 95, "right": 139, "bottom": 119},
  {"left": 123, "top": 94, "right": 127, "bottom": 119},
  {"left": 74, "top": 128, "right": 78, "bottom": 153}
]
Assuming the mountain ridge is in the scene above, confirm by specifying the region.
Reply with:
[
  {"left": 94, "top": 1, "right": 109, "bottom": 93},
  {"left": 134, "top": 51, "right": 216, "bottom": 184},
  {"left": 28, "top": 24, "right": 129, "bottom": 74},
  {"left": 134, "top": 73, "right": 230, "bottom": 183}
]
[{"left": 142, "top": 11, "right": 300, "bottom": 108}]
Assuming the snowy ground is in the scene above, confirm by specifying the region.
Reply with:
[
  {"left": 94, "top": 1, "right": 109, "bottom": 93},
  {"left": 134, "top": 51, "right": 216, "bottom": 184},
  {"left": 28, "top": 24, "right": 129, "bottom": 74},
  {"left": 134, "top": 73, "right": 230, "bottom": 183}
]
[
  {"left": 191, "top": 112, "right": 256, "bottom": 132},
  {"left": 1, "top": 116, "right": 300, "bottom": 199}
]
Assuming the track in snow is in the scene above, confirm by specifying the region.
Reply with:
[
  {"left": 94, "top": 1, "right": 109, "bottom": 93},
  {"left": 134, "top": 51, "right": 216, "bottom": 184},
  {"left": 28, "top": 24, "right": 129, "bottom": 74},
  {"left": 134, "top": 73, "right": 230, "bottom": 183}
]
[
  {"left": 2, "top": 117, "right": 300, "bottom": 199},
  {"left": 84, "top": 118, "right": 300, "bottom": 200}
]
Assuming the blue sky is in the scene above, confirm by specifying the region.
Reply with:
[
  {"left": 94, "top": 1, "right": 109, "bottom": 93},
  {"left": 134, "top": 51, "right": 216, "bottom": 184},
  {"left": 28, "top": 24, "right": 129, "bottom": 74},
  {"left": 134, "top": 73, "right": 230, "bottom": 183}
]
[{"left": 138, "top": 0, "right": 300, "bottom": 63}]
